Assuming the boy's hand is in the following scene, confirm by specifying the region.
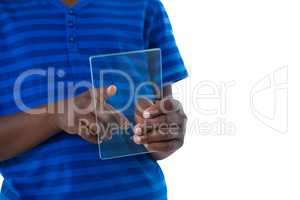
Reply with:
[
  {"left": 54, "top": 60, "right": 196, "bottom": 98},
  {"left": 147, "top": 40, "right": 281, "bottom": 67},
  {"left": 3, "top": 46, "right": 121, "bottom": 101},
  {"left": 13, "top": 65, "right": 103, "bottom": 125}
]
[
  {"left": 133, "top": 97, "right": 187, "bottom": 159},
  {"left": 52, "top": 85, "right": 129, "bottom": 144}
]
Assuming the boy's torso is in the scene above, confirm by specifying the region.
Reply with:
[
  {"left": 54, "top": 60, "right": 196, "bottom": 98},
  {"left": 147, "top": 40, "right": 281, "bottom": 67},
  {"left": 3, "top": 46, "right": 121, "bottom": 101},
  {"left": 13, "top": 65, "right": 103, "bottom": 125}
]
[{"left": 0, "top": 1, "right": 168, "bottom": 199}]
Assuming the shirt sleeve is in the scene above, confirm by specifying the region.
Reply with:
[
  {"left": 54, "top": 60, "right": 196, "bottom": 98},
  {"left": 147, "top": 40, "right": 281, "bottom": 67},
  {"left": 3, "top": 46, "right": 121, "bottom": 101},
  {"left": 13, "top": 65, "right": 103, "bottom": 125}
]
[{"left": 144, "top": 0, "right": 188, "bottom": 85}]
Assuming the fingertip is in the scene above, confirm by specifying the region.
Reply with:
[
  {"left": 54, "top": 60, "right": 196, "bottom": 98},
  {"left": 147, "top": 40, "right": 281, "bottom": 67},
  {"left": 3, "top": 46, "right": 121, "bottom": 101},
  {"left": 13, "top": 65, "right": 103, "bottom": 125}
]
[
  {"left": 134, "top": 126, "right": 142, "bottom": 135},
  {"left": 143, "top": 111, "right": 150, "bottom": 119},
  {"left": 133, "top": 135, "right": 142, "bottom": 144},
  {"left": 107, "top": 85, "right": 117, "bottom": 97},
  {"left": 162, "top": 98, "right": 179, "bottom": 112}
]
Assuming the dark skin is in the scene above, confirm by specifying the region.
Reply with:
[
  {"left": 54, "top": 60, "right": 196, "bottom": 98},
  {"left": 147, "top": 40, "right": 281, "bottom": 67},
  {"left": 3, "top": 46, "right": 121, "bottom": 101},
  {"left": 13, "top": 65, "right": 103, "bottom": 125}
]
[
  {"left": 0, "top": 86, "right": 130, "bottom": 161},
  {"left": 63, "top": 0, "right": 77, "bottom": 7},
  {"left": 0, "top": 85, "right": 187, "bottom": 161},
  {"left": 134, "top": 86, "right": 187, "bottom": 160},
  {"left": 0, "top": 0, "right": 187, "bottom": 161}
]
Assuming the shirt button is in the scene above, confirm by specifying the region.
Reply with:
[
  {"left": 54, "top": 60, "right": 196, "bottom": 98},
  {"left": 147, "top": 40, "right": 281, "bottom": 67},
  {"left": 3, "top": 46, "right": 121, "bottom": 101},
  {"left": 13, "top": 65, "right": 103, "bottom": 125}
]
[
  {"left": 69, "top": 37, "right": 75, "bottom": 43},
  {"left": 68, "top": 9, "right": 75, "bottom": 15},
  {"left": 68, "top": 21, "right": 74, "bottom": 28}
]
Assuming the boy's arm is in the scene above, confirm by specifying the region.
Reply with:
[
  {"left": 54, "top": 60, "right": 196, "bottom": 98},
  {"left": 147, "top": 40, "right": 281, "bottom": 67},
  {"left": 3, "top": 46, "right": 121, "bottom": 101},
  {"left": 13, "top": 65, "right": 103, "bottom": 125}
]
[
  {"left": 0, "top": 106, "right": 59, "bottom": 161},
  {"left": 0, "top": 86, "right": 128, "bottom": 162}
]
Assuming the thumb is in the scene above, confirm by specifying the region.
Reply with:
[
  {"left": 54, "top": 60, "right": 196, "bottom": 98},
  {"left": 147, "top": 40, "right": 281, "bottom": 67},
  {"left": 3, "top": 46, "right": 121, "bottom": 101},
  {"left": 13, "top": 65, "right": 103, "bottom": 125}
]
[
  {"left": 136, "top": 97, "right": 153, "bottom": 115},
  {"left": 105, "top": 85, "right": 117, "bottom": 98},
  {"left": 97, "top": 85, "right": 117, "bottom": 102}
]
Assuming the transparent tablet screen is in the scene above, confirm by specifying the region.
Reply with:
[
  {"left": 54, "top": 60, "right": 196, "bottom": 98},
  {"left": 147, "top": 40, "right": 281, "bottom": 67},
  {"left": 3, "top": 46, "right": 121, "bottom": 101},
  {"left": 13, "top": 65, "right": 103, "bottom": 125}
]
[{"left": 89, "top": 49, "right": 162, "bottom": 160}]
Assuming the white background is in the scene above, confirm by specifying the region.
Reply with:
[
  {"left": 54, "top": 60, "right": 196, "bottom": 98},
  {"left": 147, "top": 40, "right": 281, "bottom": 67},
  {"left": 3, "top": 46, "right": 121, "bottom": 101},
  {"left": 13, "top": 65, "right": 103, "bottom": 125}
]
[
  {"left": 1, "top": 0, "right": 300, "bottom": 199},
  {"left": 159, "top": 0, "right": 300, "bottom": 200}
]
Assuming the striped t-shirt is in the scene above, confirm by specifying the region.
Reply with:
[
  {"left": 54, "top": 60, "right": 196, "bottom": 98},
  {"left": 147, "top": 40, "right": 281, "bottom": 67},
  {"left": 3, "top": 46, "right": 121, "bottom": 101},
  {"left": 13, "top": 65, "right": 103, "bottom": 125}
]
[{"left": 0, "top": 0, "right": 188, "bottom": 199}]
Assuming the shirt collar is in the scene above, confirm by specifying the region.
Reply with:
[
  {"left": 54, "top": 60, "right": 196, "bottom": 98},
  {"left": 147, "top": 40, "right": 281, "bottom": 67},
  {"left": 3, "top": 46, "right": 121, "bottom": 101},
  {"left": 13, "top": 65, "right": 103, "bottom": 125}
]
[{"left": 44, "top": 0, "right": 94, "bottom": 11}]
